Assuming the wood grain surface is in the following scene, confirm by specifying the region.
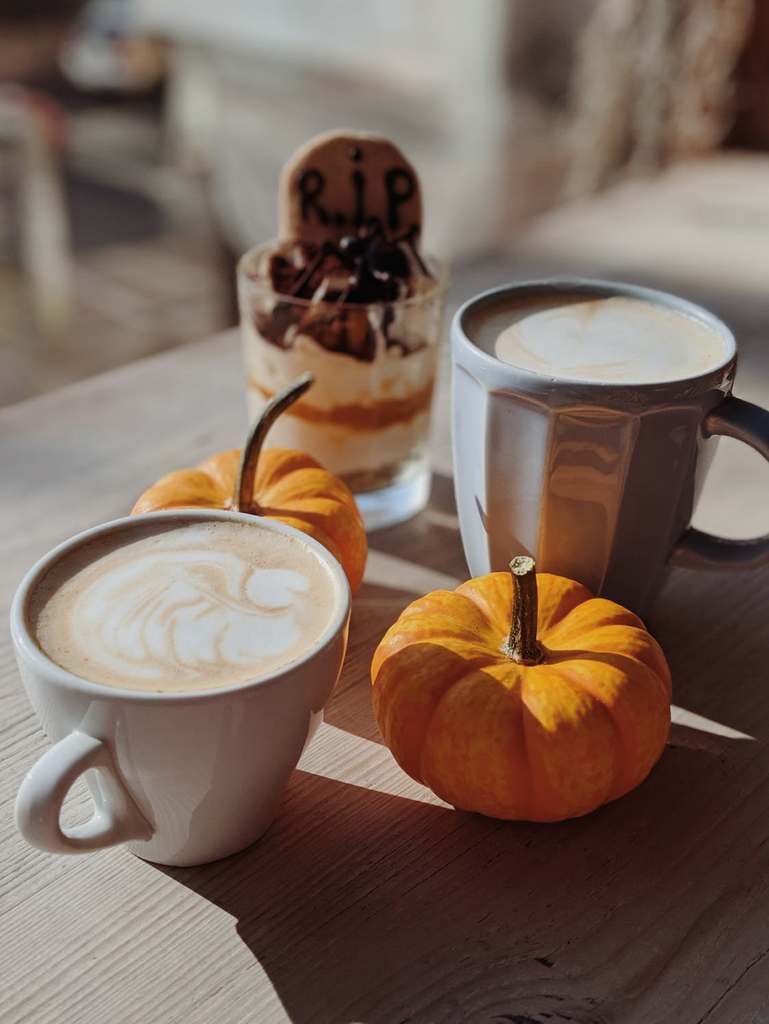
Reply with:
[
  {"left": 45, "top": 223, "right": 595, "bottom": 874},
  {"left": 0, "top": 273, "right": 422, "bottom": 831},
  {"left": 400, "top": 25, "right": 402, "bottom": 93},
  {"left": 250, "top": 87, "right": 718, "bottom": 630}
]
[{"left": 1, "top": 323, "right": 768, "bottom": 1024}]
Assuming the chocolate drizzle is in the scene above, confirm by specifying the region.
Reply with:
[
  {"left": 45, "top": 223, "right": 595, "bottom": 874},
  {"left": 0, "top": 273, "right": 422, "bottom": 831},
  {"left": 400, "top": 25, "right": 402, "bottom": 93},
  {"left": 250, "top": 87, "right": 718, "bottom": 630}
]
[{"left": 250, "top": 222, "right": 433, "bottom": 363}]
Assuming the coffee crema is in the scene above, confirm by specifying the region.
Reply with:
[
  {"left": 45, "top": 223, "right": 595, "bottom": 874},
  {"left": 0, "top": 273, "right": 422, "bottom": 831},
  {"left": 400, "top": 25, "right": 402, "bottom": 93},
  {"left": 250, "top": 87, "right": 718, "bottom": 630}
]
[
  {"left": 471, "top": 294, "right": 728, "bottom": 384},
  {"left": 30, "top": 520, "right": 337, "bottom": 693}
]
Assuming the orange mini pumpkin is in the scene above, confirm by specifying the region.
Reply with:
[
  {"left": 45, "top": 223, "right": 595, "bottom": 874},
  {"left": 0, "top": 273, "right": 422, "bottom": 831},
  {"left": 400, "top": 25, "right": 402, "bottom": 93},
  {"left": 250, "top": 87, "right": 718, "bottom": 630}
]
[
  {"left": 372, "top": 557, "right": 671, "bottom": 821},
  {"left": 132, "top": 374, "right": 367, "bottom": 594}
]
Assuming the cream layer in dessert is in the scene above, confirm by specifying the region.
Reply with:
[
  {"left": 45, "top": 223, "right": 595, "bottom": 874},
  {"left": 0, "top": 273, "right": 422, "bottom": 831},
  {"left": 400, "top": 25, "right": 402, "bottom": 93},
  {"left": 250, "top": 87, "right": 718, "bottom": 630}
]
[{"left": 242, "top": 316, "right": 438, "bottom": 482}]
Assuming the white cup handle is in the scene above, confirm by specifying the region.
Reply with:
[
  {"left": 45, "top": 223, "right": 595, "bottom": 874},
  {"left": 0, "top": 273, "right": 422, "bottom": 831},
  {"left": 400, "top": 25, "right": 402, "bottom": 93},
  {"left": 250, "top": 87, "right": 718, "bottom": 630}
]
[
  {"left": 16, "top": 731, "right": 154, "bottom": 854},
  {"left": 670, "top": 396, "right": 769, "bottom": 571}
]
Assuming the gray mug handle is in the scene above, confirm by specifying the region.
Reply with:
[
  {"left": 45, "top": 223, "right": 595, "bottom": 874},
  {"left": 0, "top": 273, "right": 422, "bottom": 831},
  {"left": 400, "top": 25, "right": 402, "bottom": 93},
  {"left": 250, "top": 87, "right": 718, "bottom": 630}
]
[{"left": 670, "top": 396, "right": 769, "bottom": 571}]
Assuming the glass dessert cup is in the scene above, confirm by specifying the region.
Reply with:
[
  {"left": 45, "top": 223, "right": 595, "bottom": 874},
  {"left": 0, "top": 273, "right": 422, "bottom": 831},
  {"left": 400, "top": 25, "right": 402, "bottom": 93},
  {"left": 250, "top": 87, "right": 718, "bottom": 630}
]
[{"left": 238, "top": 242, "right": 449, "bottom": 531}]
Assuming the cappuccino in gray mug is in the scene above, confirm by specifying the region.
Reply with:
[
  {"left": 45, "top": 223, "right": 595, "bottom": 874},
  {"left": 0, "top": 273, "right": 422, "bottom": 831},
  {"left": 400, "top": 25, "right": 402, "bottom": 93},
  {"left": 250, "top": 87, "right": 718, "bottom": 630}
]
[{"left": 451, "top": 280, "right": 769, "bottom": 613}]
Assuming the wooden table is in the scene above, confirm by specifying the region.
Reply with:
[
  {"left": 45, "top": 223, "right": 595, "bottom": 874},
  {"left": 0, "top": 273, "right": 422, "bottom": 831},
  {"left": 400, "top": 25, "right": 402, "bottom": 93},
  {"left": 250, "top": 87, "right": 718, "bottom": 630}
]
[{"left": 2, "top": 320, "right": 769, "bottom": 1024}]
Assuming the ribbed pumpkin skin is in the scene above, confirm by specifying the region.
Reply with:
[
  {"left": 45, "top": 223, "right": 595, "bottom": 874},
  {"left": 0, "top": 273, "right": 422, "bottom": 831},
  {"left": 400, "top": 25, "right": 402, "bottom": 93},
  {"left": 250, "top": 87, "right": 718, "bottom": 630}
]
[
  {"left": 131, "top": 448, "right": 367, "bottom": 594},
  {"left": 372, "top": 571, "right": 671, "bottom": 821}
]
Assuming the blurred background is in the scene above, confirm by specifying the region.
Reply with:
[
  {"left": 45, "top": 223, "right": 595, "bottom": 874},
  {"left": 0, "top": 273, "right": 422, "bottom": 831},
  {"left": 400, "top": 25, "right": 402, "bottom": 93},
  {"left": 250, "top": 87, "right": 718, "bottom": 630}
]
[{"left": 2, "top": 0, "right": 768, "bottom": 407}]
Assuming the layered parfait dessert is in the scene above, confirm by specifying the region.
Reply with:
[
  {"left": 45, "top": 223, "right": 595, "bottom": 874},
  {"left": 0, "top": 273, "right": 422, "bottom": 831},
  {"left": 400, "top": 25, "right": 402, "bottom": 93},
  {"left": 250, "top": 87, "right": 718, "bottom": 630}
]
[{"left": 238, "top": 130, "right": 447, "bottom": 528}]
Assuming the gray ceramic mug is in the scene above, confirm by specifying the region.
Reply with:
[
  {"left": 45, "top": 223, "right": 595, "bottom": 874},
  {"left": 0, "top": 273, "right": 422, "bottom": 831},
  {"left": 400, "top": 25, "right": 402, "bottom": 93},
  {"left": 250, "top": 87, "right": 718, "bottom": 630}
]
[{"left": 451, "top": 279, "right": 769, "bottom": 613}]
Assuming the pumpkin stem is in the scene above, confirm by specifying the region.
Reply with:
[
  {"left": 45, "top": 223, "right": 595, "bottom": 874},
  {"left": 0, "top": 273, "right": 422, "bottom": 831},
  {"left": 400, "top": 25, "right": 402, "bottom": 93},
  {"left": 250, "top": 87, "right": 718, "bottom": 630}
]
[
  {"left": 504, "top": 556, "right": 543, "bottom": 665},
  {"left": 232, "top": 372, "right": 315, "bottom": 513}
]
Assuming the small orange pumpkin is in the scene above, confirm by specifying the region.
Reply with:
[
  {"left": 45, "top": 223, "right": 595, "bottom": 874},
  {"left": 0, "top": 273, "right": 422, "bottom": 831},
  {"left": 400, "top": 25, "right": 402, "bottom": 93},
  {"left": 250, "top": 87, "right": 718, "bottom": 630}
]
[
  {"left": 132, "top": 374, "right": 367, "bottom": 594},
  {"left": 372, "top": 557, "right": 671, "bottom": 821}
]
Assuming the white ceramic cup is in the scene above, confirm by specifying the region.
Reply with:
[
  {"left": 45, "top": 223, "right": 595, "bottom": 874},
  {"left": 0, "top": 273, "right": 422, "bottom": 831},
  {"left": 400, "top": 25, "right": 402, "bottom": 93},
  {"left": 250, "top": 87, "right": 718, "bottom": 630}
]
[
  {"left": 451, "top": 279, "right": 769, "bottom": 613},
  {"left": 12, "top": 510, "right": 351, "bottom": 867}
]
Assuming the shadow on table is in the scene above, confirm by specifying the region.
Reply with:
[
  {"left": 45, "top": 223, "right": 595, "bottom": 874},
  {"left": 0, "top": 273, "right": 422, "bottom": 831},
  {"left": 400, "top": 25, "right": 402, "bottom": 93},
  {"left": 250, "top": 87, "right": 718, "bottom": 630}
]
[
  {"left": 322, "top": 580, "right": 422, "bottom": 744},
  {"left": 160, "top": 720, "right": 762, "bottom": 1024},
  {"left": 324, "top": 471, "right": 467, "bottom": 745},
  {"left": 647, "top": 563, "right": 769, "bottom": 741},
  {"left": 368, "top": 472, "right": 468, "bottom": 583}
]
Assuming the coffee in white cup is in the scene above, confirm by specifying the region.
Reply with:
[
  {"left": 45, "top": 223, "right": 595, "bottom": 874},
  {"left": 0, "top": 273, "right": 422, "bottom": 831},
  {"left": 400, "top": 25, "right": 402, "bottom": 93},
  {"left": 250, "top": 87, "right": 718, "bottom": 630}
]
[
  {"left": 471, "top": 294, "right": 729, "bottom": 384},
  {"left": 13, "top": 510, "right": 351, "bottom": 866},
  {"left": 31, "top": 518, "right": 337, "bottom": 694}
]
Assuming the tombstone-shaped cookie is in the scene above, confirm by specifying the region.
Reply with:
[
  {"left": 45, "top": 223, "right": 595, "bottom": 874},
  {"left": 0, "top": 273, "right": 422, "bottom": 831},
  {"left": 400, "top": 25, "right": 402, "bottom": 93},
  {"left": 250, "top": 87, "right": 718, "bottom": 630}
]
[{"left": 278, "top": 130, "right": 422, "bottom": 246}]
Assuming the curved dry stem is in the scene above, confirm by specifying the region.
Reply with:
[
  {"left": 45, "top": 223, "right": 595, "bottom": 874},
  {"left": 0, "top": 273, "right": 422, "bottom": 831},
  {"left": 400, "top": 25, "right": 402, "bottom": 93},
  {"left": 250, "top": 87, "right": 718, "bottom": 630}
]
[{"left": 232, "top": 372, "right": 315, "bottom": 513}]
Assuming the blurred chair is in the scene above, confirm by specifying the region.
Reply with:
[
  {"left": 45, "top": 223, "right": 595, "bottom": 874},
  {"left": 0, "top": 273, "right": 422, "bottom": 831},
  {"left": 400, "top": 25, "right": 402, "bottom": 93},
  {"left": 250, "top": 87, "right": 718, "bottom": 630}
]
[
  {"left": 0, "top": 87, "right": 72, "bottom": 336},
  {"left": 0, "top": 0, "right": 88, "bottom": 338}
]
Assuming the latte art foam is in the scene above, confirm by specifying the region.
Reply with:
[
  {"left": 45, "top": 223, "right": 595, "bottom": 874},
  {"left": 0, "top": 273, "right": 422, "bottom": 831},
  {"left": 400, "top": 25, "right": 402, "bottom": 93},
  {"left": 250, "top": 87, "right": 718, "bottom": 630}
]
[
  {"left": 31, "top": 521, "right": 337, "bottom": 692},
  {"left": 474, "top": 295, "right": 727, "bottom": 384}
]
